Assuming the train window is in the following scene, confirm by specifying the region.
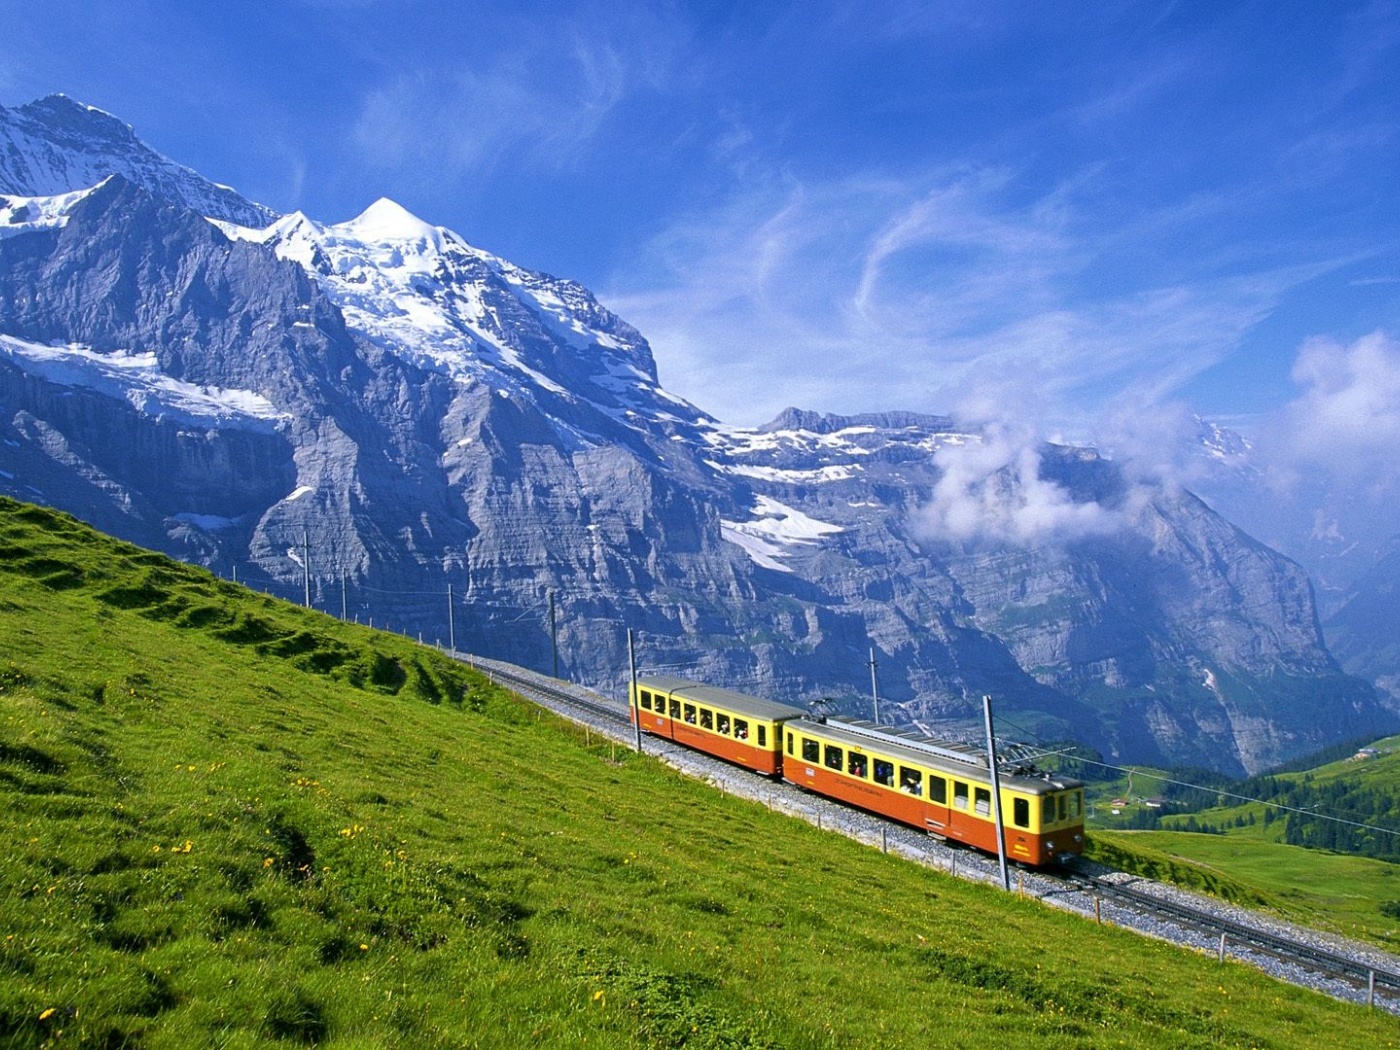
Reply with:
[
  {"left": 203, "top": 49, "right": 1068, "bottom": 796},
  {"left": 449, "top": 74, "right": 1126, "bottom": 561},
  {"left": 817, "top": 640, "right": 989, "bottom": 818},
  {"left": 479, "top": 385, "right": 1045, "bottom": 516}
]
[
  {"left": 848, "top": 752, "right": 868, "bottom": 779},
  {"left": 1043, "top": 798, "right": 1054, "bottom": 825},
  {"left": 802, "top": 738, "right": 820, "bottom": 763},
  {"left": 717, "top": 713, "right": 730, "bottom": 735},
  {"left": 974, "top": 787, "right": 990, "bottom": 816},
  {"left": 670, "top": 699, "right": 681, "bottom": 718},
  {"left": 735, "top": 719, "right": 749, "bottom": 740},
  {"left": 700, "top": 708, "right": 714, "bottom": 730},
  {"left": 1013, "top": 797, "right": 1030, "bottom": 828},
  {"left": 953, "top": 781, "right": 969, "bottom": 810},
  {"left": 786, "top": 732, "right": 794, "bottom": 755},
  {"left": 1058, "top": 794, "right": 1067, "bottom": 821},
  {"left": 873, "top": 759, "right": 894, "bottom": 787},
  {"left": 1070, "top": 791, "right": 1082, "bottom": 819},
  {"left": 899, "top": 767, "right": 923, "bottom": 796},
  {"left": 639, "top": 691, "right": 652, "bottom": 710},
  {"left": 757, "top": 725, "right": 766, "bottom": 747},
  {"left": 684, "top": 704, "right": 697, "bottom": 725},
  {"left": 929, "top": 776, "right": 947, "bottom": 804},
  {"left": 825, "top": 745, "right": 843, "bottom": 771}
]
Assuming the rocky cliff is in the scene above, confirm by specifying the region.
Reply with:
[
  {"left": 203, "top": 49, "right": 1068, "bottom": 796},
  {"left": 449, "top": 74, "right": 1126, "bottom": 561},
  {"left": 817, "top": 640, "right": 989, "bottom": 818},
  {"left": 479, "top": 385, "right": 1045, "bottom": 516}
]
[{"left": 0, "top": 95, "right": 1391, "bottom": 774}]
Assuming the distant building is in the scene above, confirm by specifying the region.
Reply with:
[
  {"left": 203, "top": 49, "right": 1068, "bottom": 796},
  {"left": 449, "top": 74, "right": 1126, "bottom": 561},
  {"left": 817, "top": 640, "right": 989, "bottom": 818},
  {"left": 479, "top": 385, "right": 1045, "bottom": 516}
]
[{"left": 1353, "top": 747, "right": 1381, "bottom": 761}]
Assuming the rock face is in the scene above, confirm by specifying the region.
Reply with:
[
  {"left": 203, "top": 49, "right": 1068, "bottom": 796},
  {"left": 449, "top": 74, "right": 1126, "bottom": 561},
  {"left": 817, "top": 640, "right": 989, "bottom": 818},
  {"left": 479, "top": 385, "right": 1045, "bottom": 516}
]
[
  {"left": 0, "top": 96, "right": 1392, "bottom": 775},
  {"left": 1324, "top": 535, "right": 1400, "bottom": 709}
]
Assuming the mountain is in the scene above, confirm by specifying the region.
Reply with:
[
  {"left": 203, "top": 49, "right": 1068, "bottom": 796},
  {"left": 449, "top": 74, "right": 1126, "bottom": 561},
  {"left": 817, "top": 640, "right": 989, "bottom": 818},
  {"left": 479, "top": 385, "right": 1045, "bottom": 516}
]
[
  {"left": 1323, "top": 534, "right": 1400, "bottom": 706},
  {"left": 0, "top": 94, "right": 277, "bottom": 228},
  {"left": 0, "top": 95, "right": 1392, "bottom": 775}
]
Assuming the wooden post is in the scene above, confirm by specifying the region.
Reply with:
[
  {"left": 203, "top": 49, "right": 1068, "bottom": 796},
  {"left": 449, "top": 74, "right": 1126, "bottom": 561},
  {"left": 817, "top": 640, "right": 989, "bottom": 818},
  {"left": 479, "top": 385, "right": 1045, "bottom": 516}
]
[
  {"left": 1094, "top": 897, "right": 1101, "bottom": 924},
  {"left": 1218, "top": 933, "right": 1227, "bottom": 962}
]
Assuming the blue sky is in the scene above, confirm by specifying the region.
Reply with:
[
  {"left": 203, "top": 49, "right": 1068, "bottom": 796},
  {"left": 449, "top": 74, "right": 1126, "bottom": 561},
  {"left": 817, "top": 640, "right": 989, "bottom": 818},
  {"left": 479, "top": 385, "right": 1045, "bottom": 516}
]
[{"left": 2, "top": 0, "right": 1398, "bottom": 442}]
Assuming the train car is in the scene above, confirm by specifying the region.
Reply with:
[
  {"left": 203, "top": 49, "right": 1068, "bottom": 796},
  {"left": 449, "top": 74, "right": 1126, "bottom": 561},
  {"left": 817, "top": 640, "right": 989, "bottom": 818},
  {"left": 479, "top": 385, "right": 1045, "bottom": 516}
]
[
  {"left": 631, "top": 675, "right": 804, "bottom": 775},
  {"left": 783, "top": 715, "right": 1085, "bottom": 865}
]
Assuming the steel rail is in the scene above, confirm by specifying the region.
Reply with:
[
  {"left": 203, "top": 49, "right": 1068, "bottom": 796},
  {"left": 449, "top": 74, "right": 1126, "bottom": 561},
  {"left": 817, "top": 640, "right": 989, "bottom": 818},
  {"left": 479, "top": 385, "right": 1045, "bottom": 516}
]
[{"left": 1061, "top": 870, "right": 1400, "bottom": 995}]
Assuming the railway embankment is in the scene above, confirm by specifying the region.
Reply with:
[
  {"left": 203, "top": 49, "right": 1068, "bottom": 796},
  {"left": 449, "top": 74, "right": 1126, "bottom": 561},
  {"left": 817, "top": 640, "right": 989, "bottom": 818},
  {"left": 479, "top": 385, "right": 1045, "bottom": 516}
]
[{"left": 472, "top": 654, "right": 1400, "bottom": 1014}]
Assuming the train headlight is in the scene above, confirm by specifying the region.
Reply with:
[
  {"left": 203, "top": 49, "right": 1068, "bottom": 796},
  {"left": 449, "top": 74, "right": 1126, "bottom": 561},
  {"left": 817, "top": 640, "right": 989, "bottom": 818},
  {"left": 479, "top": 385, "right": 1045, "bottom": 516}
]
[
  {"left": 1073, "top": 833, "right": 1083, "bottom": 843},
  {"left": 1046, "top": 841, "right": 1055, "bottom": 852}
]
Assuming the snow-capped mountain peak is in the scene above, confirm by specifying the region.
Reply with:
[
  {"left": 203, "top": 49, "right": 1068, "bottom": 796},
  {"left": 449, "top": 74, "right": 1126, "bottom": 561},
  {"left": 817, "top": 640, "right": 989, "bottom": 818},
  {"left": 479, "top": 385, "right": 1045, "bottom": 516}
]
[
  {"left": 0, "top": 94, "right": 277, "bottom": 228},
  {"left": 217, "top": 194, "right": 694, "bottom": 442},
  {"left": 338, "top": 197, "right": 444, "bottom": 249}
]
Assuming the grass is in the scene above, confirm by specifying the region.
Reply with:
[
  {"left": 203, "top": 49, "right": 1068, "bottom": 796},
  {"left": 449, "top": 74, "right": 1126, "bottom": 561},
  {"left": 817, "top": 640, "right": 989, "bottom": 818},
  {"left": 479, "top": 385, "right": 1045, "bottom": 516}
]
[
  {"left": 0, "top": 495, "right": 1397, "bottom": 1047},
  {"left": 1080, "top": 738, "right": 1400, "bottom": 949},
  {"left": 1090, "top": 829, "right": 1400, "bottom": 949}
]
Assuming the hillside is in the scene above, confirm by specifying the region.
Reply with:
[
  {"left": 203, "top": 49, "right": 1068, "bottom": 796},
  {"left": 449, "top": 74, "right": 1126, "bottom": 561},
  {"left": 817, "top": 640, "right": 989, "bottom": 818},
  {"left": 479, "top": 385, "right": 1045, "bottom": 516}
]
[
  {"left": 0, "top": 496, "right": 1393, "bottom": 1048},
  {"left": 1080, "top": 738, "right": 1400, "bottom": 947}
]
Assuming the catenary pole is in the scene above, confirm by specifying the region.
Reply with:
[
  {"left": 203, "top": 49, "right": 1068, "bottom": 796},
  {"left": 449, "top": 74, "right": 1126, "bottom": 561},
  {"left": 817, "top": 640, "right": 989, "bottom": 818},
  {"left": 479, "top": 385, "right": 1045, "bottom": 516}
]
[
  {"left": 868, "top": 646, "right": 880, "bottom": 724},
  {"left": 447, "top": 583, "right": 456, "bottom": 653},
  {"left": 983, "top": 694, "right": 1011, "bottom": 891},
  {"left": 301, "top": 527, "right": 311, "bottom": 608},
  {"left": 628, "top": 628, "right": 642, "bottom": 753},
  {"left": 549, "top": 590, "right": 559, "bottom": 678}
]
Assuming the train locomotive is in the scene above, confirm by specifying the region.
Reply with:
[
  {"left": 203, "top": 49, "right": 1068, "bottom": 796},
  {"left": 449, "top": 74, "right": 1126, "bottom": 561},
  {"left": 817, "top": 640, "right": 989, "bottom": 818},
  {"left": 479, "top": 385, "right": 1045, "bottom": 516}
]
[{"left": 631, "top": 675, "right": 1085, "bottom": 867}]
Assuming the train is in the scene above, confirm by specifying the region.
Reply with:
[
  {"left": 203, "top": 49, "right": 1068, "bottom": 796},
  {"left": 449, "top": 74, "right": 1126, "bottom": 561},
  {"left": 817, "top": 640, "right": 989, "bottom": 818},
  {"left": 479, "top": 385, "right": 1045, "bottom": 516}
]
[{"left": 630, "top": 674, "right": 1085, "bottom": 867}]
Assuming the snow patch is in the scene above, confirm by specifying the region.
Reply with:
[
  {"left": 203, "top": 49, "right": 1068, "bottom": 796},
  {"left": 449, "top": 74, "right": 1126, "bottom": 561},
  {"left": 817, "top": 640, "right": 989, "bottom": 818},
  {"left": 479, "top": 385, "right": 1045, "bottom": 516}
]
[
  {"left": 0, "top": 335, "right": 286, "bottom": 430},
  {"left": 174, "top": 512, "right": 237, "bottom": 531},
  {"left": 721, "top": 495, "right": 843, "bottom": 572},
  {"left": 0, "top": 185, "right": 98, "bottom": 239}
]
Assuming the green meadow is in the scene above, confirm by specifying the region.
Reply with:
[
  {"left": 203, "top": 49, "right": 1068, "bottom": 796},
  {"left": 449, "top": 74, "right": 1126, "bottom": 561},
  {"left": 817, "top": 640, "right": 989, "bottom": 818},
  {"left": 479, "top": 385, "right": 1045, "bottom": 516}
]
[{"left": 0, "top": 496, "right": 1395, "bottom": 1048}]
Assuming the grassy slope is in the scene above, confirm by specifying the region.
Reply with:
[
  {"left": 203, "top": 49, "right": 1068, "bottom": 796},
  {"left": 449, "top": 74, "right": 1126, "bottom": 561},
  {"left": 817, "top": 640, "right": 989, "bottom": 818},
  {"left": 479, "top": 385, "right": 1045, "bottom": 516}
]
[
  {"left": 1086, "top": 742, "right": 1400, "bottom": 948},
  {"left": 0, "top": 497, "right": 1395, "bottom": 1049}
]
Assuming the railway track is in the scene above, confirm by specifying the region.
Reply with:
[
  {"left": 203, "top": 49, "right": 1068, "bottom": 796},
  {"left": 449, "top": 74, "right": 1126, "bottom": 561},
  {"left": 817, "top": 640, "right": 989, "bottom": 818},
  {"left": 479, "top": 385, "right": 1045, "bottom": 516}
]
[
  {"left": 459, "top": 653, "right": 1400, "bottom": 1010},
  {"left": 473, "top": 659, "right": 628, "bottom": 725},
  {"left": 1058, "top": 869, "right": 1400, "bottom": 1003}
]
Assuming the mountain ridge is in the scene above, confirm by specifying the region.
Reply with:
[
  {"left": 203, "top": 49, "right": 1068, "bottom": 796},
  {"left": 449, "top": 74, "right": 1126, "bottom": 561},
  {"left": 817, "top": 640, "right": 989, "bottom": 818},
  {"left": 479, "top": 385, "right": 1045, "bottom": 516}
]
[{"left": 0, "top": 95, "right": 1391, "bottom": 774}]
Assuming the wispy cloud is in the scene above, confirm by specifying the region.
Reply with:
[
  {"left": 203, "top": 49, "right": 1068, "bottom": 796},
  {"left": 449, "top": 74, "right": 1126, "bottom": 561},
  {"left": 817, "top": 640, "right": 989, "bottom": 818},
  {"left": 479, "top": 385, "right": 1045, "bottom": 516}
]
[
  {"left": 352, "top": 48, "right": 627, "bottom": 182},
  {"left": 608, "top": 162, "right": 1321, "bottom": 431}
]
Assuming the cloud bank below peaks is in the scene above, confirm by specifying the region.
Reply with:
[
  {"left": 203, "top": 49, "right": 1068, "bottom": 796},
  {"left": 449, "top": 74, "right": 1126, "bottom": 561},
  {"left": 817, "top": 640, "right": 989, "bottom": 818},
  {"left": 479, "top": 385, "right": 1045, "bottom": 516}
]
[{"left": 910, "top": 424, "right": 1135, "bottom": 549}]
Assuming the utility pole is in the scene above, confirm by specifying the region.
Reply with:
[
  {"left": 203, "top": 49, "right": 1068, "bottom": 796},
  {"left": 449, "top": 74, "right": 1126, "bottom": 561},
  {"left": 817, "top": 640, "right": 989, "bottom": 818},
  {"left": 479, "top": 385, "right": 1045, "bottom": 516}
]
[
  {"left": 983, "top": 694, "right": 1010, "bottom": 891},
  {"left": 628, "top": 628, "right": 642, "bottom": 753},
  {"left": 549, "top": 590, "right": 559, "bottom": 678},
  {"left": 868, "top": 646, "right": 880, "bottom": 725},
  {"left": 447, "top": 583, "right": 456, "bottom": 653},
  {"left": 341, "top": 571, "right": 348, "bottom": 621},
  {"left": 301, "top": 527, "right": 311, "bottom": 608}
]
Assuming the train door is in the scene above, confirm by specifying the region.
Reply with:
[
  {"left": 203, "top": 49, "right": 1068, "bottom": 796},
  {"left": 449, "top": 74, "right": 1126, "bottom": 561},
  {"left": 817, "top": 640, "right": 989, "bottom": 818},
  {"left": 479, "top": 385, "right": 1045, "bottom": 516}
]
[{"left": 924, "top": 772, "right": 950, "bottom": 838}]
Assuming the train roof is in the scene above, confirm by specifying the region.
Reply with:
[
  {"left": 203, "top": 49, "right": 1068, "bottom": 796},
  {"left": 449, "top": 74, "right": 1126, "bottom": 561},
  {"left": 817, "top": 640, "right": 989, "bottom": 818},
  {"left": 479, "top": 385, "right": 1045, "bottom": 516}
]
[
  {"left": 793, "top": 715, "right": 1084, "bottom": 795},
  {"left": 636, "top": 675, "right": 806, "bottom": 722}
]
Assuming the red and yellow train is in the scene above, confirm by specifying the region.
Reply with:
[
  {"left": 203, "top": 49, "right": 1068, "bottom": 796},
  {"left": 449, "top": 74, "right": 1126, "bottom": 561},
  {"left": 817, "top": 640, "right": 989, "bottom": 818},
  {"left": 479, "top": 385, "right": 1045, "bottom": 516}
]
[{"left": 631, "top": 674, "right": 1085, "bottom": 867}]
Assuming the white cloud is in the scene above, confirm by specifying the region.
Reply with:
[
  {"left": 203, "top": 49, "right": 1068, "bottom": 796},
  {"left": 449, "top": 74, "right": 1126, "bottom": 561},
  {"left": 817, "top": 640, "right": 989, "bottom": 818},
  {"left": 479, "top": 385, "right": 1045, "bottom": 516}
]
[
  {"left": 1282, "top": 331, "right": 1400, "bottom": 460},
  {"left": 910, "top": 424, "right": 1126, "bottom": 547},
  {"left": 1260, "top": 331, "right": 1400, "bottom": 499}
]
